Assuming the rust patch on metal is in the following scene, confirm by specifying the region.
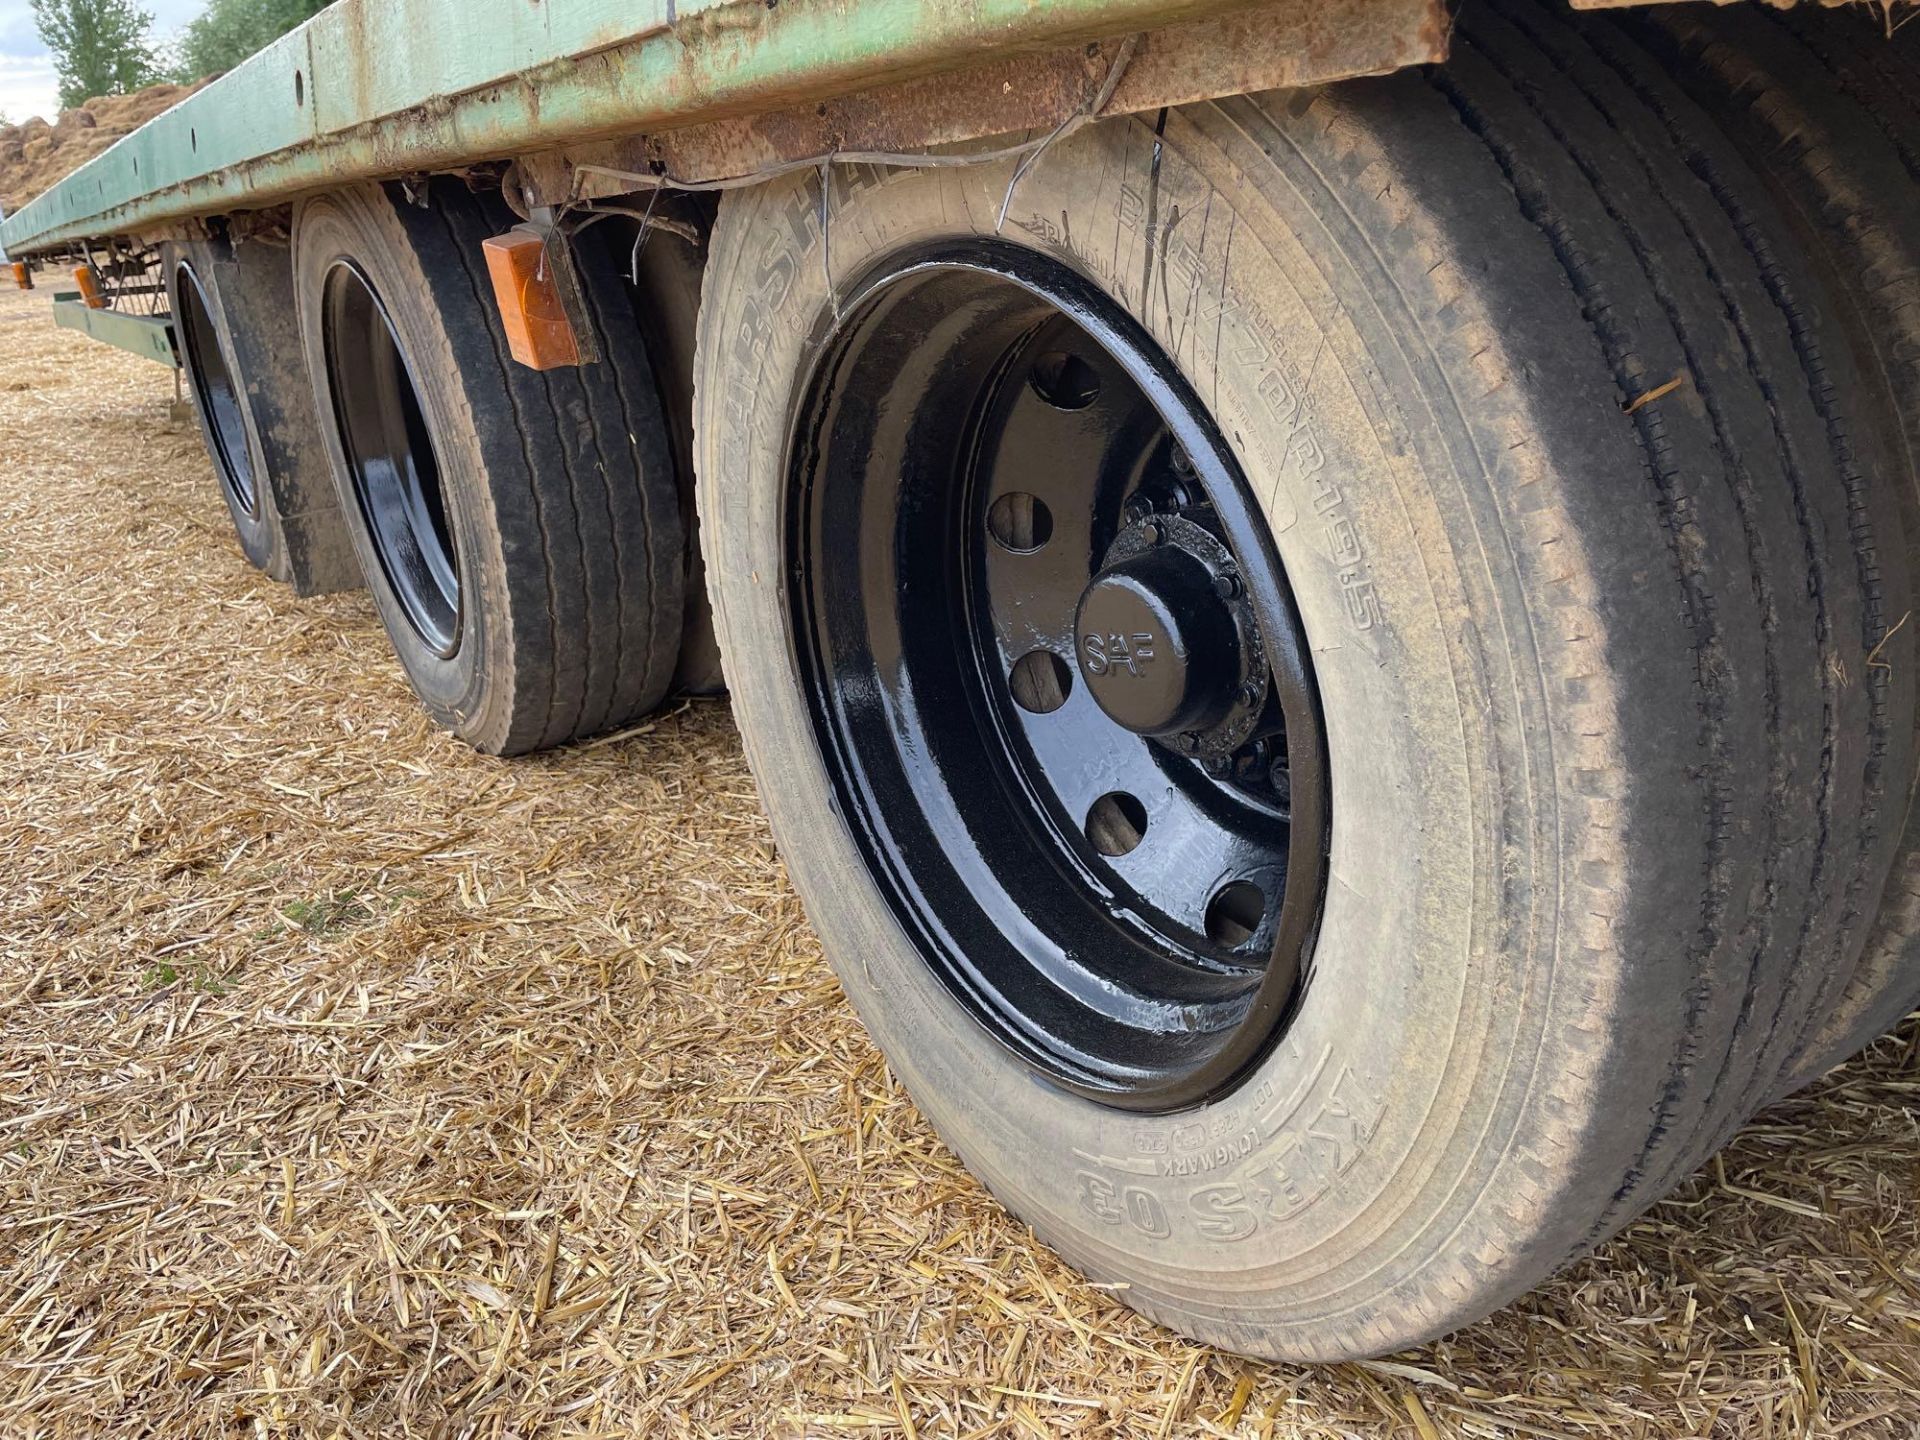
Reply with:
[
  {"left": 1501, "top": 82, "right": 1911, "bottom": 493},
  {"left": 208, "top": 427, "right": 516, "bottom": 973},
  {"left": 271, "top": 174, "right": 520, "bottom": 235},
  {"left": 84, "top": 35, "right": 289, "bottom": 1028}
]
[
  {"left": 523, "top": 0, "right": 1448, "bottom": 206},
  {"left": 12, "top": 0, "right": 1448, "bottom": 254}
]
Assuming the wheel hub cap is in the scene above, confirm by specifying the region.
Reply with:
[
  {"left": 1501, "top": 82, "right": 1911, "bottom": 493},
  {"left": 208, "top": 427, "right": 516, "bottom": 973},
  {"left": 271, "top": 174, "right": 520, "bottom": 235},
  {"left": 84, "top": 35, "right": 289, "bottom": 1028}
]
[{"left": 1076, "top": 514, "right": 1265, "bottom": 750}]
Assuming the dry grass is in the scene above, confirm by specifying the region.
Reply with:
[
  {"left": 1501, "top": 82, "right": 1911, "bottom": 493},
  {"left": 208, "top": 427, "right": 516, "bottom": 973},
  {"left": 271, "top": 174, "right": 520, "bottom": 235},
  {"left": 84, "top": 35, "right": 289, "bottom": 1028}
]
[{"left": 1, "top": 279, "right": 1917, "bottom": 1439}]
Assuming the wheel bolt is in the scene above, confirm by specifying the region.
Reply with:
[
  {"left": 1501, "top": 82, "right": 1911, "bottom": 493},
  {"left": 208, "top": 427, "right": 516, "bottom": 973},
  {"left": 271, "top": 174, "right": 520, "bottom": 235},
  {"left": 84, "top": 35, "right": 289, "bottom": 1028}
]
[
  {"left": 1202, "top": 753, "right": 1230, "bottom": 777},
  {"left": 1237, "top": 682, "right": 1263, "bottom": 708},
  {"left": 1171, "top": 445, "right": 1194, "bottom": 475},
  {"left": 1213, "top": 571, "right": 1241, "bottom": 600},
  {"left": 1180, "top": 733, "right": 1202, "bottom": 754},
  {"left": 1124, "top": 494, "right": 1155, "bottom": 524},
  {"left": 1270, "top": 762, "right": 1292, "bottom": 808},
  {"left": 1141, "top": 521, "right": 1163, "bottom": 546}
]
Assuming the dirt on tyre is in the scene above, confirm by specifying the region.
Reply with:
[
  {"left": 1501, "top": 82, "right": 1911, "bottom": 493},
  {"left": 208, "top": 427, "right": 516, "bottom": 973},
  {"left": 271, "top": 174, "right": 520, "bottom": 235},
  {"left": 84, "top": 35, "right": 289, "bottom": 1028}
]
[
  {"left": 692, "top": 0, "right": 1915, "bottom": 1359},
  {"left": 1631, "top": 2, "right": 1920, "bottom": 1097},
  {"left": 576, "top": 193, "right": 727, "bottom": 696},
  {"left": 293, "top": 179, "right": 684, "bottom": 755}
]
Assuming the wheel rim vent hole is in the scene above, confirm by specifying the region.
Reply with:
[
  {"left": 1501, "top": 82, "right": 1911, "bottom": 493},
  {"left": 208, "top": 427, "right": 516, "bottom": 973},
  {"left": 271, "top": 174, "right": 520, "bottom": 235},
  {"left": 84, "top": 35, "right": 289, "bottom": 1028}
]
[
  {"left": 1205, "top": 880, "right": 1265, "bottom": 947},
  {"left": 1009, "top": 650, "right": 1071, "bottom": 714},
  {"left": 1029, "top": 351, "right": 1100, "bottom": 410},
  {"left": 1086, "top": 792, "right": 1147, "bottom": 857},
  {"left": 987, "top": 492, "right": 1053, "bottom": 552}
]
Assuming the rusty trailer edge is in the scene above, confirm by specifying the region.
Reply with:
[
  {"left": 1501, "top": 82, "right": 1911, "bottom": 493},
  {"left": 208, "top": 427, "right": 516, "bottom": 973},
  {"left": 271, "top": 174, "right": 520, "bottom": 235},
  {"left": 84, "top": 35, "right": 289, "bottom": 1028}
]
[{"left": 0, "top": 0, "right": 1454, "bottom": 259}]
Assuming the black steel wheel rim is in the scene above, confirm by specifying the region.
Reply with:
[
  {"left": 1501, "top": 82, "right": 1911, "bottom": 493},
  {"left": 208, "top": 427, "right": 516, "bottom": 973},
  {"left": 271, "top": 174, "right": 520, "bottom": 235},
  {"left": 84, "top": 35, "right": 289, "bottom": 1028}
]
[
  {"left": 176, "top": 262, "right": 258, "bottom": 518},
  {"left": 321, "top": 259, "right": 460, "bottom": 657},
  {"left": 786, "top": 241, "right": 1329, "bottom": 1111}
]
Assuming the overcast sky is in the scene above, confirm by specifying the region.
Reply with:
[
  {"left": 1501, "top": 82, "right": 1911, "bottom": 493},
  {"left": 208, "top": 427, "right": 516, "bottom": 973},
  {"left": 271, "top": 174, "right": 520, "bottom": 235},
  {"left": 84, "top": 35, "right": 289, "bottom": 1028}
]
[{"left": 0, "top": 0, "right": 205, "bottom": 124}]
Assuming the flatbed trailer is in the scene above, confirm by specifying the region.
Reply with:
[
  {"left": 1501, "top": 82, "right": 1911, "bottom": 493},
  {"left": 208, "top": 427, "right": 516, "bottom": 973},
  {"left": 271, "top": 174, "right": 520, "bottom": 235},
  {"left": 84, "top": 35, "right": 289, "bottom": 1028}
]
[{"left": 6, "top": 0, "right": 1917, "bottom": 1362}]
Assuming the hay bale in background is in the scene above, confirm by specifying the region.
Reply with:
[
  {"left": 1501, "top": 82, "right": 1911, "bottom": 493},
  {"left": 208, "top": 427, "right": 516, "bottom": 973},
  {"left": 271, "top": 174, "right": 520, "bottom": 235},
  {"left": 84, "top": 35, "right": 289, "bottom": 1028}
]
[{"left": 0, "top": 80, "right": 206, "bottom": 217}]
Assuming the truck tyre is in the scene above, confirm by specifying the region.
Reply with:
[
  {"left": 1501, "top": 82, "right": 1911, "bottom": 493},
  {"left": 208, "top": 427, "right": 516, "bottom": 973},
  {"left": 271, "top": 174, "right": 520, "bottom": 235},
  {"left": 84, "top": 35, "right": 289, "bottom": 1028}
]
[
  {"left": 1637, "top": 5, "right": 1920, "bottom": 1092},
  {"left": 165, "top": 232, "right": 363, "bottom": 597},
  {"left": 583, "top": 196, "right": 727, "bottom": 695},
  {"left": 167, "top": 238, "right": 292, "bottom": 581},
  {"left": 293, "top": 180, "right": 684, "bottom": 755},
  {"left": 692, "top": 1, "right": 1913, "bottom": 1360}
]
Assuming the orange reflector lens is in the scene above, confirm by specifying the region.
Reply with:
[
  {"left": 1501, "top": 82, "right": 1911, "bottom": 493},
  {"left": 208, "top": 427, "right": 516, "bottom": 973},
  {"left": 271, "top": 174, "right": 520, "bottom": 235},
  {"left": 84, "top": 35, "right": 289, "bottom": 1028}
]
[
  {"left": 73, "top": 265, "right": 105, "bottom": 309},
  {"left": 9, "top": 261, "right": 30, "bottom": 291},
  {"left": 480, "top": 230, "right": 580, "bottom": 371}
]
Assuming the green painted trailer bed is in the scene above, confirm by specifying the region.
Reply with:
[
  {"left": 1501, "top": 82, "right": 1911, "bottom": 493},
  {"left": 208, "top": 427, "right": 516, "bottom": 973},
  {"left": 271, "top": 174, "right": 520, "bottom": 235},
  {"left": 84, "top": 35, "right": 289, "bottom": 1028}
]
[{"left": 0, "top": 0, "right": 1442, "bottom": 257}]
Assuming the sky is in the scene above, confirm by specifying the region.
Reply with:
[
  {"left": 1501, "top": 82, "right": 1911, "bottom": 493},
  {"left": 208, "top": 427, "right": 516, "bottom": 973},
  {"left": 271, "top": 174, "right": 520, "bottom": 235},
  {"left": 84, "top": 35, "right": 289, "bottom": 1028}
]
[{"left": 0, "top": 0, "right": 205, "bottom": 124}]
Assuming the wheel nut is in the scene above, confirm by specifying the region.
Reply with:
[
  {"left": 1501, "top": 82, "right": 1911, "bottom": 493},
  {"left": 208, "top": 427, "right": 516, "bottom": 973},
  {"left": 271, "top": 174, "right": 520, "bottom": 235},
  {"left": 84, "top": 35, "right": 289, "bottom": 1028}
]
[
  {"left": 1203, "top": 753, "right": 1230, "bottom": 777},
  {"left": 1124, "top": 494, "right": 1155, "bottom": 524},
  {"left": 1181, "top": 733, "right": 1202, "bottom": 753},
  {"left": 1237, "top": 682, "right": 1263, "bottom": 708},
  {"left": 1140, "top": 521, "right": 1163, "bottom": 546},
  {"left": 1213, "top": 571, "right": 1240, "bottom": 599}
]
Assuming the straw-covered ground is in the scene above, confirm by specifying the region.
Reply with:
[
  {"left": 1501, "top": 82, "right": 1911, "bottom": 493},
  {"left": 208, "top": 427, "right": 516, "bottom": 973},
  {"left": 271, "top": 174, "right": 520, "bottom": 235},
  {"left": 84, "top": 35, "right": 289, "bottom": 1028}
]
[{"left": 1, "top": 278, "right": 1917, "bottom": 1439}]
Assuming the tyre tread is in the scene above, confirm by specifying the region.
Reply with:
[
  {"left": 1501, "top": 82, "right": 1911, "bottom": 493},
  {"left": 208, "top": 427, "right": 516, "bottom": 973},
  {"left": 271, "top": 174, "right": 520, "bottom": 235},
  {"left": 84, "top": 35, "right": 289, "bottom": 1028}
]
[
  {"left": 1640, "top": 2, "right": 1920, "bottom": 1088},
  {"left": 299, "top": 180, "right": 682, "bottom": 754}
]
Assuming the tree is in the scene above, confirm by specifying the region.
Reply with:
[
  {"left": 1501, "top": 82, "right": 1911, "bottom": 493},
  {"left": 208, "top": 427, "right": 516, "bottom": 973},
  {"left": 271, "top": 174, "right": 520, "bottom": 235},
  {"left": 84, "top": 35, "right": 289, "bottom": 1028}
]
[
  {"left": 30, "top": 0, "right": 158, "bottom": 111},
  {"left": 172, "top": 0, "right": 329, "bottom": 82}
]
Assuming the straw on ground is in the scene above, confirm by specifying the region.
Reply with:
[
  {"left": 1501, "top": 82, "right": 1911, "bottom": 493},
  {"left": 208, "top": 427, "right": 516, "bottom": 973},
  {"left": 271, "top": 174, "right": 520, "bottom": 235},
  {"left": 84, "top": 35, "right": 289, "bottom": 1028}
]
[{"left": 1, "top": 281, "right": 1916, "bottom": 1437}]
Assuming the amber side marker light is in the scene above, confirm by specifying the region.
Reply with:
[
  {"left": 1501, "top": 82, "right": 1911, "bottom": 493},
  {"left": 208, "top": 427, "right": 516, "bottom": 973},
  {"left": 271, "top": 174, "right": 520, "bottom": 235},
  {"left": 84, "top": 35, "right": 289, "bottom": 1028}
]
[
  {"left": 480, "top": 228, "right": 582, "bottom": 371},
  {"left": 10, "top": 261, "right": 31, "bottom": 291},
  {"left": 73, "top": 265, "right": 106, "bottom": 309}
]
